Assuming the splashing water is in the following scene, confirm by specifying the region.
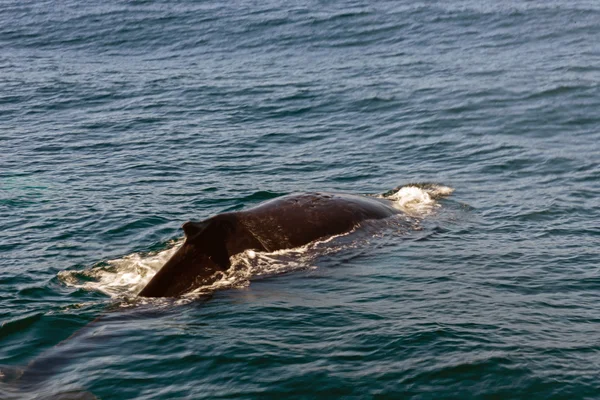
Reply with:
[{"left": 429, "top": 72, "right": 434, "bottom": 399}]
[
  {"left": 58, "top": 232, "right": 356, "bottom": 301},
  {"left": 379, "top": 183, "right": 454, "bottom": 215},
  {"left": 58, "top": 240, "right": 183, "bottom": 299}
]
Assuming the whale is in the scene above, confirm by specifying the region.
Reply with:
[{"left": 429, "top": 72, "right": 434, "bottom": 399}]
[{"left": 138, "top": 192, "right": 403, "bottom": 297}]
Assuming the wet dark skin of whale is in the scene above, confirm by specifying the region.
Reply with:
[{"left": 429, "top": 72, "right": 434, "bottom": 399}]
[{"left": 139, "top": 192, "right": 401, "bottom": 297}]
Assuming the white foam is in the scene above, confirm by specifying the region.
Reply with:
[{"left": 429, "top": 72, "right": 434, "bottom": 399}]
[
  {"left": 58, "top": 240, "right": 182, "bottom": 298},
  {"left": 380, "top": 184, "right": 454, "bottom": 215}
]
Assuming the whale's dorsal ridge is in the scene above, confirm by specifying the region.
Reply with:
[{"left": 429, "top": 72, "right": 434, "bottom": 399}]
[{"left": 182, "top": 221, "right": 208, "bottom": 238}]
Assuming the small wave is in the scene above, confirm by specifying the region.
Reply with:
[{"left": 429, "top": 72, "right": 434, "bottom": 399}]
[{"left": 379, "top": 183, "right": 454, "bottom": 215}]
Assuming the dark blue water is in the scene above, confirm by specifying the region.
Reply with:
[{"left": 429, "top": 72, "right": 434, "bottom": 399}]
[{"left": 2, "top": 0, "right": 600, "bottom": 398}]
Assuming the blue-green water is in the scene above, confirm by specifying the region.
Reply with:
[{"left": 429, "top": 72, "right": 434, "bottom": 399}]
[{"left": 1, "top": 0, "right": 600, "bottom": 398}]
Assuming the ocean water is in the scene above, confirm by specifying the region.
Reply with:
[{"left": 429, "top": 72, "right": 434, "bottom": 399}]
[{"left": 1, "top": 0, "right": 599, "bottom": 398}]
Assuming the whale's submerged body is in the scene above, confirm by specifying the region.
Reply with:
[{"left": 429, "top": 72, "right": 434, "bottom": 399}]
[{"left": 139, "top": 192, "right": 401, "bottom": 297}]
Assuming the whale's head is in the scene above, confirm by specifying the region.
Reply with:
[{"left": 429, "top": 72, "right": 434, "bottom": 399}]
[{"left": 138, "top": 218, "right": 233, "bottom": 297}]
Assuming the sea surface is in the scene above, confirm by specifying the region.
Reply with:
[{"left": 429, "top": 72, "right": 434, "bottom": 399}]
[{"left": 1, "top": 0, "right": 599, "bottom": 399}]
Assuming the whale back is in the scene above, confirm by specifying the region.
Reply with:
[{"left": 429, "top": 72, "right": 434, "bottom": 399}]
[
  {"left": 235, "top": 192, "right": 397, "bottom": 252},
  {"left": 139, "top": 192, "right": 398, "bottom": 297}
]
